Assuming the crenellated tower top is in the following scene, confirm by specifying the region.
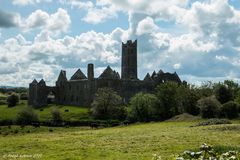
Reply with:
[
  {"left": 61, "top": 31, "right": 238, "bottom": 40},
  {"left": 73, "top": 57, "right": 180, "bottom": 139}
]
[{"left": 121, "top": 40, "right": 138, "bottom": 80}]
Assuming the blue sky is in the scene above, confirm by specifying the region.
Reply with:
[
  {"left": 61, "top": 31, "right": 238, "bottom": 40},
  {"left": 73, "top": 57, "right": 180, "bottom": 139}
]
[{"left": 0, "top": 0, "right": 240, "bottom": 86}]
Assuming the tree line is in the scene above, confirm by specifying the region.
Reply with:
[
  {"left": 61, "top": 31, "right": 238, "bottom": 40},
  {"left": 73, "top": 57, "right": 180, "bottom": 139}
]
[
  {"left": 91, "top": 80, "right": 240, "bottom": 122},
  {"left": 4, "top": 80, "right": 240, "bottom": 126}
]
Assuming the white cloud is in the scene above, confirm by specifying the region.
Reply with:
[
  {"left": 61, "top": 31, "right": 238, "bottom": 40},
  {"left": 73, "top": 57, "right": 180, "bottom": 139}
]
[
  {"left": 23, "top": 8, "right": 71, "bottom": 35},
  {"left": 173, "top": 63, "right": 181, "bottom": 70},
  {"left": 60, "top": 0, "right": 189, "bottom": 25},
  {"left": 216, "top": 55, "right": 228, "bottom": 61},
  {"left": 128, "top": 0, "right": 240, "bottom": 79},
  {"left": 46, "top": 8, "right": 71, "bottom": 33},
  {"left": 136, "top": 17, "right": 159, "bottom": 35},
  {"left": 82, "top": 5, "right": 117, "bottom": 24},
  {"left": 60, "top": 0, "right": 117, "bottom": 24},
  {"left": 12, "top": 0, "right": 52, "bottom": 6},
  {"left": 12, "top": 0, "right": 34, "bottom": 5},
  {"left": 59, "top": 0, "right": 93, "bottom": 9},
  {"left": 180, "top": 0, "right": 240, "bottom": 46},
  {"left": 78, "top": 0, "right": 190, "bottom": 24},
  {"left": 25, "top": 10, "right": 49, "bottom": 28},
  {"left": 59, "top": 0, "right": 115, "bottom": 24},
  {"left": 0, "top": 30, "right": 121, "bottom": 86}
]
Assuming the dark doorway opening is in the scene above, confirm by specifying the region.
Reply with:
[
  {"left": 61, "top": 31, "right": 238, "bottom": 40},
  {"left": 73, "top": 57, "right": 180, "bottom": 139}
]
[{"left": 47, "top": 91, "right": 55, "bottom": 104}]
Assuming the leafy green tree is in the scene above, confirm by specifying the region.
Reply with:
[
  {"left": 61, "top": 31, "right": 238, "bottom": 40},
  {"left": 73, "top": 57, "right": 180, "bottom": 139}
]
[
  {"left": 16, "top": 107, "right": 39, "bottom": 125},
  {"left": 214, "top": 84, "right": 233, "bottom": 104},
  {"left": 128, "top": 92, "right": 158, "bottom": 122},
  {"left": 7, "top": 92, "right": 19, "bottom": 107},
  {"left": 197, "top": 81, "right": 214, "bottom": 98},
  {"left": 155, "top": 82, "right": 183, "bottom": 119},
  {"left": 223, "top": 80, "right": 239, "bottom": 99},
  {"left": 181, "top": 85, "right": 200, "bottom": 116},
  {"left": 197, "top": 96, "right": 221, "bottom": 118},
  {"left": 234, "top": 94, "right": 240, "bottom": 104},
  {"left": 220, "top": 101, "right": 239, "bottom": 119},
  {"left": 91, "top": 88, "right": 125, "bottom": 120}
]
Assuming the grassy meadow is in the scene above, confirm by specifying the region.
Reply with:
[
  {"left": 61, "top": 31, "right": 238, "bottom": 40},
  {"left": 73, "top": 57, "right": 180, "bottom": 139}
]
[
  {"left": 0, "top": 101, "right": 91, "bottom": 121},
  {"left": 0, "top": 98, "right": 240, "bottom": 159},
  {"left": 0, "top": 120, "right": 240, "bottom": 160}
]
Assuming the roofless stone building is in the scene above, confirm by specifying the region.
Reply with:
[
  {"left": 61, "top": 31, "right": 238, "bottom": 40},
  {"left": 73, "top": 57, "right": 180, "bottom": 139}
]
[{"left": 28, "top": 40, "right": 182, "bottom": 107}]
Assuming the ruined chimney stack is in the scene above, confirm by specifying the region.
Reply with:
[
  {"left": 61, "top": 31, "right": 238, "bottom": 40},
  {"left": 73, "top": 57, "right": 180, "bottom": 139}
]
[{"left": 87, "top": 63, "right": 94, "bottom": 80}]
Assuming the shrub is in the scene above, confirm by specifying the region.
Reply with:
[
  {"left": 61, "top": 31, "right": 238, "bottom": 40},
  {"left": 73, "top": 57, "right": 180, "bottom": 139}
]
[
  {"left": 91, "top": 88, "right": 126, "bottom": 120},
  {"left": 13, "top": 129, "right": 19, "bottom": 134},
  {"left": 0, "top": 100, "right": 7, "bottom": 105},
  {"left": 175, "top": 143, "right": 240, "bottom": 160},
  {"left": 0, "top": 119, "right": 13, "bottom": 126},
  {"left": 3, "top": 132, "right": 9, "bottom": 136},
  {"left": 16, "top": 107, "right": 39, "bottom": 125},
  {"left": 220, "top": 101, "right": 239, "bottom": 119},
  {"left": 194, "top": 118, "right": 231, "bottom": 127},
  {"left": 51, "top": 108, "right": 63, "bottom": 123},
  {"left": 7, "top": 93, "right": 19, "bottom": 107},
  {"left": 197, "top": 96, "right": 221, "bottom": 118},
  {"left": 128, "top": 92, "right": 158, "bottom": 122},
  {"left": 20, "top": 93, "right": 28, "bottom": 100}
]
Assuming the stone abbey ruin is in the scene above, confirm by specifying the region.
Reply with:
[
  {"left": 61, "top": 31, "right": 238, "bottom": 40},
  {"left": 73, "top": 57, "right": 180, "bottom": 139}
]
[{"left": 28, "top": 40, "right": 182, "bottom": 107}]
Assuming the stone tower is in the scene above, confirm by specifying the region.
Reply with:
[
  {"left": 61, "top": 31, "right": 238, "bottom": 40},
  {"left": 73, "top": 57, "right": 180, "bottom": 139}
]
[{"left": 121, "top": 40, "right": 137, "bottom": 80}]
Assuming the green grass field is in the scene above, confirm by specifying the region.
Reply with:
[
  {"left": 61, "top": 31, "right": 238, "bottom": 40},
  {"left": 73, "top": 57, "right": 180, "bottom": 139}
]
[
  {"left": 0, "top": 121, "right": 240, "bottom": 160},
  {"left": 0, "top": 101, "right": 240, "bottom": 159},
  {"left": 0, "top": 101, "right": 91, "bottom": 121}
]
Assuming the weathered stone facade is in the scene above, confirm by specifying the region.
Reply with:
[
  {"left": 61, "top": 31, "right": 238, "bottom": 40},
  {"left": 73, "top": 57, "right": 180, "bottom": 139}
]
[{"left": 28, "top": 40, "right": 182, "bottom": 107}]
